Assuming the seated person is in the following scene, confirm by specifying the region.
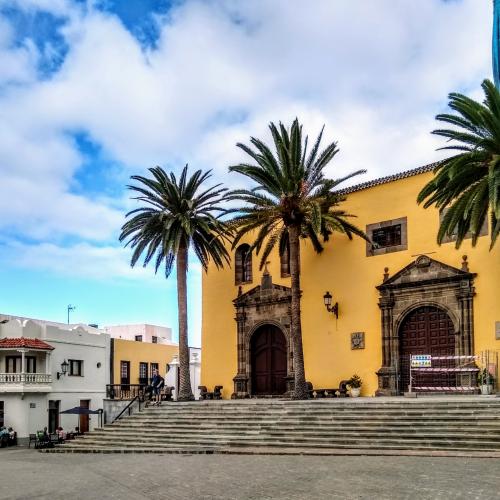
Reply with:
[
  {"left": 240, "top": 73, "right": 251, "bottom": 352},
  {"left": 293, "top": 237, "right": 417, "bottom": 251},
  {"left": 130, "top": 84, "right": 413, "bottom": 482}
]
[
  {"left": 7, "top": 427, "right": 16, "bottom": 446},
  {"left": 56, "top": 427, "right": 66, "bottom": 441},
  {"left": 0, "top": 427, "right": 8, "bottom": 447}
]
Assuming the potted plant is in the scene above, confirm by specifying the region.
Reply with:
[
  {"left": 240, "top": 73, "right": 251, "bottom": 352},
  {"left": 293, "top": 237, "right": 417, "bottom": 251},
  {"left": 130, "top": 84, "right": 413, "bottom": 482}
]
[
  {"left": 478, "top": 368, "right": 495, "bottom": 395},
  {"left": 347, "top": 374, "right": 362, "bottom": 397}
]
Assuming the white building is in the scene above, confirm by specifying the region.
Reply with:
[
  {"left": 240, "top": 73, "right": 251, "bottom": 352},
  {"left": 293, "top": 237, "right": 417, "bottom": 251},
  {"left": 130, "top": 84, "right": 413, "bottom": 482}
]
[
  {"left": 0, "top": 315, "right": 110, "bottom": 441},
  {"left": 104, "top": 323, "right": 175, "bottom": 345}
]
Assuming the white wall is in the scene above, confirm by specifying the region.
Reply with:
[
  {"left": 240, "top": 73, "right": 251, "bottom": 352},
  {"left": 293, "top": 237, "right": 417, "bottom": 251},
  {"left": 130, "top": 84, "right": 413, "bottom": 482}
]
[
  {"left": 0, "top": 316, "right": 110, "bottom": 438},
  {"left": 104, "top": 323, "right": 174, "bottom": 345}
]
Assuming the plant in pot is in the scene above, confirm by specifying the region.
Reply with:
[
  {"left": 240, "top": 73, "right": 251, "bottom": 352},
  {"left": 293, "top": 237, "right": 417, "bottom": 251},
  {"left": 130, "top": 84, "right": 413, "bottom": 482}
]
[
  {"left": 478, "top": 368, "right": 495, "bottom": 395},
  {"left": 347, "top": 374, "right": 362, "bottom": 397}
]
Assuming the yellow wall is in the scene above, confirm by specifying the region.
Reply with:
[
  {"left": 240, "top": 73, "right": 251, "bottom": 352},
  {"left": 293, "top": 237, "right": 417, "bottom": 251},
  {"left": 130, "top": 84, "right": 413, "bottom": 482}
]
[
  {"left": 112, "top": 338, "right": 178, "bottom": 384},
  {"left": 201, "top": 170, "right": 500, "bottom": 398}
]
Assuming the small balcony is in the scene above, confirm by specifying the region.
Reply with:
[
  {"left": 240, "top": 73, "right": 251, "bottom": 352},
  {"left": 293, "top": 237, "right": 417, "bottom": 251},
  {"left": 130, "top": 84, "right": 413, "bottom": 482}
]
[{"left": 0, "top": 372, "right": 52, "bottom": 393}]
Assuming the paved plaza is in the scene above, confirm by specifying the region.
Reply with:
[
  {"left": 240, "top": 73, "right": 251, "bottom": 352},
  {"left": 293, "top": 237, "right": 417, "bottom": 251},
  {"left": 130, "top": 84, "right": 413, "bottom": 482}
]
[{"left": 0, "top": 448, "right": 499, "bottom": 500}]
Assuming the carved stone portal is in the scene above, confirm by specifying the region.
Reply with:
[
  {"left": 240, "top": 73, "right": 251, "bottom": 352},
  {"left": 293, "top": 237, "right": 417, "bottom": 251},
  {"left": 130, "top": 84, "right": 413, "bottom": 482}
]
[
  {"left": 232, "top": 270, "right": 293, "bottom": 398},
  {"left": 375, "top": 255, "right": 476, "bottom": 396}
]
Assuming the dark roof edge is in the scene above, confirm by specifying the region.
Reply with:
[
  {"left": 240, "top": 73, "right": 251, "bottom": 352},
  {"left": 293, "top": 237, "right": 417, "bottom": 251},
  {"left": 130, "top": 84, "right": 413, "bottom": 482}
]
[{"left": 337, "top": 162, "right": 440, "bottom": 196}]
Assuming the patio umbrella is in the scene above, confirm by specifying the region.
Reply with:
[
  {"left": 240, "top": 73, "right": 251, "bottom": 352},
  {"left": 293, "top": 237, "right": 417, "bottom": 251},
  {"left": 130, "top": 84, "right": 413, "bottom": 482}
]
[
  {"left": 494, "top": 0, "right": 500, "bottom": 88},
  {"left": 60, "top": 406, "right": 100, "bottom": 415},
  {"left": 60, "top": 406, "right": 103, "bottom": 429}
]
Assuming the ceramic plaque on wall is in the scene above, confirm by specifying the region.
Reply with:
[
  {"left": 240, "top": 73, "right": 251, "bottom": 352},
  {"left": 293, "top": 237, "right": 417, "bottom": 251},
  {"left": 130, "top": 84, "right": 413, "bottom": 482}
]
[{"left": 351, "top": 332, "right": 365, "bottom": 350}]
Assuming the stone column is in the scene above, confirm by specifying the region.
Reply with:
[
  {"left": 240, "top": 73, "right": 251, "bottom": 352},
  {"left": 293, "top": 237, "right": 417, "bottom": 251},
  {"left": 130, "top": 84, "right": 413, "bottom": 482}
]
[
  {"left": 232, "top": 308, "right": 249, "bottom": 398},
  {"left": 376, "top": 293, "right": 397, "bottom": 396},
  {"left": 457, "top": 280, "right": 475, "bottom": 357}
]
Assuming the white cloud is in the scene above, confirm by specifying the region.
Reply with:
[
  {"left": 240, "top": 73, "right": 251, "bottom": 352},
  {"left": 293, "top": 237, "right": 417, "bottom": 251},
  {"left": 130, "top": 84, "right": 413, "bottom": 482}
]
[
  {"left": 0, "top": 239, "right": 170, "bottom": 282},
  {"left": 0, "top": 0, "right": 492, "bottom": 278}
]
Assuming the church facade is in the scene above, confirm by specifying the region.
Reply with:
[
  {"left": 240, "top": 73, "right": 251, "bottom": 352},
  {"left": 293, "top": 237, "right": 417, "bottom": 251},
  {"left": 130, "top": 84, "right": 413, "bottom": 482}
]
[{"left": 201, "top": 165, "right": 500, "bottom": 398}]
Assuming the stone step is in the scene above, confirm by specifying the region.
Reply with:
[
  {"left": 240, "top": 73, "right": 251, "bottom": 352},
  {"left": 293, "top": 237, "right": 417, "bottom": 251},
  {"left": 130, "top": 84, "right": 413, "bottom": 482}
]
[
  {"left": 139, "top": 405, "right": 500, "bottom": 412},
  {"left": 55, "top": 399, "right": 500, "bottom": 454},
  {"left": 110, "top": 416, "right": 500, "bottom": 427},
  {"left": 91, "top": 426, "right": 500, "bottom": 438},
  {"left": 79, "top": 432, "right": 500, "bottom": 446},
  {"left": 45, "top": 446, "right": 500, "bottom": 457},
  {"left": 56, "top": 438, "right": 500, "bottom": 452}
]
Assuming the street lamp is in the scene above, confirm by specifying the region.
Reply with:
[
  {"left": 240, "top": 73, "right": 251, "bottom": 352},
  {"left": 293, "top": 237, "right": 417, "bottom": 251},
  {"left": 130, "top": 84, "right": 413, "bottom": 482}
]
[
  {"left": 57, "top": 360, "right": 69, "bottom": 380},
  {"left": 323, "top": 291, "right": 339, "bottom": 319}
]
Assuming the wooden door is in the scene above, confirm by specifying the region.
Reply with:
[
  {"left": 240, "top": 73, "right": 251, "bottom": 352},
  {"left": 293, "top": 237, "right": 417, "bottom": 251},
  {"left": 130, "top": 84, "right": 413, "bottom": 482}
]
[
  {"left": 79, "top": 400, "right": 90, "bottom": 434},
  {"left": 48, "top": 400, "right": 60, "bottom": 433},
  {"left": 399, "top": 306, "right": 455, "bottom": 392},
  {"left": 251, "top": 325, "right": 287, "bottom": 395}
]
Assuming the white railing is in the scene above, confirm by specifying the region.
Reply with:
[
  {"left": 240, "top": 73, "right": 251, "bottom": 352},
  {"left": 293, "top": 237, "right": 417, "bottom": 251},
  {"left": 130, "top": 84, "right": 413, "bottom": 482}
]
[{"left": 0, "top": 373, "right": 52, "bottom": 384}]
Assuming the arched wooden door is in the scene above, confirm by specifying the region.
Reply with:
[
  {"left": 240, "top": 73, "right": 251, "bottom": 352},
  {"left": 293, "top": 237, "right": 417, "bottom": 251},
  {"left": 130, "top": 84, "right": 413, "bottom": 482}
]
[
  {"left": 399, "top": 306, "right": 455, "bottom": 393},
  {"left": 251, "top": 325, "right": 287, "bottom": 395}
]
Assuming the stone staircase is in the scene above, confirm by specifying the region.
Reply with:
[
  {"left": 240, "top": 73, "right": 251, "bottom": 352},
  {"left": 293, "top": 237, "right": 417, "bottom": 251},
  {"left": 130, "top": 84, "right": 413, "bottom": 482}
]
[{"left": 49, "top": 398, "right": 500, "bottom": 455}]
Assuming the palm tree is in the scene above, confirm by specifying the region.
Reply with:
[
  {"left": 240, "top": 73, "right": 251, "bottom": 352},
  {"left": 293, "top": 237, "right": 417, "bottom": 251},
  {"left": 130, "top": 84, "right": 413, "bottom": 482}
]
[
  {"left": 417, "top": 79, "right": 500, "bottom": 248},
  {"left": 227, "top": 119, "right": 368, "bottom": 399},
  {"left": 120, "top": 165, "right": 230, "bottom": 401}
]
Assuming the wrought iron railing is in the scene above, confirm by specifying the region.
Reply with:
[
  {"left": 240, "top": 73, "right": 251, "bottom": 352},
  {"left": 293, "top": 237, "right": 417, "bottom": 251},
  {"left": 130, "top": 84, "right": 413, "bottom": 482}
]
[
  {"left": 106, "top": 384, "right": 146, "bottom": 400},
  {"left": 0, "top": 373, "right": 52, "bottom": 384},
  {"left": 112, "top": 396, "right": 142, "bottom": 423}
]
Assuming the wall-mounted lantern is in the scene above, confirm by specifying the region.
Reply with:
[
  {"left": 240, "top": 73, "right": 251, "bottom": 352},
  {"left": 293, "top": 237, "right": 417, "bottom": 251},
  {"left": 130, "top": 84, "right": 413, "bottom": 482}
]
[
  {"left": 57, "top": 359, "right": 69, "bottom": 380},
  {"left": 323, "top": 291, "right": 339, "bottom": 319}
]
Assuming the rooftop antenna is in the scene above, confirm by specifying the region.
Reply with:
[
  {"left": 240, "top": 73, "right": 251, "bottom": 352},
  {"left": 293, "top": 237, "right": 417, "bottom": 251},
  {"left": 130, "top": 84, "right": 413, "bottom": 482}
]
[{"left": 67, "top": 304, "right": 76, "bottom": 324}]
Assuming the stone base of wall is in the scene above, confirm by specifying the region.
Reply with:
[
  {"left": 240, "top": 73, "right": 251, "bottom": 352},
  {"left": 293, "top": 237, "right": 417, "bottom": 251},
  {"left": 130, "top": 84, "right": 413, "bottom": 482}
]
[{"left": 103, "top": 398, "right": 141, "bottom": 424}]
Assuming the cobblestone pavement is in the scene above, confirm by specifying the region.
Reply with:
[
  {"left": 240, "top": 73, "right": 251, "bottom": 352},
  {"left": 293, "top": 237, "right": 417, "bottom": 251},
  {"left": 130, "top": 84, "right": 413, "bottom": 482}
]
[{"left": 1, "top": 448, "right": 499, "bottom": 500}]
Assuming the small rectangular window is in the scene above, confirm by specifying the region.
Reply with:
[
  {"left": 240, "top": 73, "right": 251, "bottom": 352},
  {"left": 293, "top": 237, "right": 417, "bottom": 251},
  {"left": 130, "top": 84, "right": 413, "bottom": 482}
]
[
  {"left": 151, "top": 336, "right": 158, "bottom": 344},
  {"left": 372, "top": 224, "right": 401, "bottom": 248},
  {"left": 150, "top": 363, "right": 159, "bottom": 379},
  {"left": 135, "top": 335, "right": 143, "bottom": 342},
  {"left": 68, "top": 359, "right": 83, "bottom": 377},
  {"left": 366, "top": 217, "right": 407, "bottom": 256},
  {"left": 120, "top": 361, "right": 130, "bottom": 385}
]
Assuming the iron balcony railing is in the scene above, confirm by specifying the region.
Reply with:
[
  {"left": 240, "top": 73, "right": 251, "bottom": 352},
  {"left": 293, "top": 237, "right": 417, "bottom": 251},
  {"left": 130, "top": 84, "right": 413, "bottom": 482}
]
[
  {"left": 106, "top": 384, "right": 146, "bottom": 400},
  {"left": 0, "top": 373, "right": 52, "bottom": 384}
]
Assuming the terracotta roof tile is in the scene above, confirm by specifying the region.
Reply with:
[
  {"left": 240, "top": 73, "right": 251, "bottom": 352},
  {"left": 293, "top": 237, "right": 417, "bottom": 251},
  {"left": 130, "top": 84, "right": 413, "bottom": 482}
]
[
  {"left": 337, "top": 162, "right": 439, "bottom": 196},
  {"left": 0, "top": 338, "right": 54, "bottom": 350}
]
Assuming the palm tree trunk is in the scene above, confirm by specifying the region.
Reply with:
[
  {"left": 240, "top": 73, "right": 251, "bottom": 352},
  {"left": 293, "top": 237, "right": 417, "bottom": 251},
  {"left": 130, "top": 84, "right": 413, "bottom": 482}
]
[
  {"left": 176, "top": 241, "right": 195, "bottom": 401},
  {"left": 288, "top": 225, "right": 308, "bottom": 399}
]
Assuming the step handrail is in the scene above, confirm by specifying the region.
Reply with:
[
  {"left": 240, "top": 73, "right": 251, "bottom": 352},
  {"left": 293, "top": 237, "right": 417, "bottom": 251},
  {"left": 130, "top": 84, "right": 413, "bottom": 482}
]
[{"left": 112, "top": 396, "right": 142, "bottom": 423}]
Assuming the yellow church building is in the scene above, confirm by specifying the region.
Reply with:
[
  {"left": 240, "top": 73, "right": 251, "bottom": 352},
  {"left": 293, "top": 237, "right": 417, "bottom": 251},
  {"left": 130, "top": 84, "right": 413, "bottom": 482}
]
[{"left": 201, "top": 164, "right": 500, "bottom": 398}]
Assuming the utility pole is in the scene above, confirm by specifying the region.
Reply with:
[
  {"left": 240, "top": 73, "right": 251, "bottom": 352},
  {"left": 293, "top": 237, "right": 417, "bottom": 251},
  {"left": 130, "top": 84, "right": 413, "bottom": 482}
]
[{"left": 67, "top": 304, "right": 76, "bottom": 324}]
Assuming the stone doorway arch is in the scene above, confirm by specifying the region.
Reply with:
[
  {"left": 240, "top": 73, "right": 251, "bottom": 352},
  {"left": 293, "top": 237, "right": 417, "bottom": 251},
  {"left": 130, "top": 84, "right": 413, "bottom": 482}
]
[
  {"left": 376, "top": 255, "right": 476, "bottom": 396},
  {"left": 232, "top": 270, "right": 293, "bottom": 398}
]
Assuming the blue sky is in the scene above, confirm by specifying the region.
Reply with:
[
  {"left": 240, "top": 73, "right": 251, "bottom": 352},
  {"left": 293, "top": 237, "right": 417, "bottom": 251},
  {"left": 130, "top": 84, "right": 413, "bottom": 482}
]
[{"left": 0, "top": 0, "right": 491, "bottom": 347}]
